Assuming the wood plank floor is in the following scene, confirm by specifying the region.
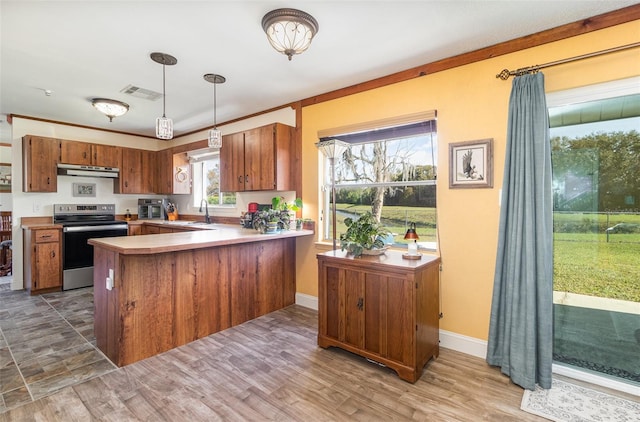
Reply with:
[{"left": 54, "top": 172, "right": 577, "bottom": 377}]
[{"left": 0, "top": 300, "right": 547, "bottom": 421}]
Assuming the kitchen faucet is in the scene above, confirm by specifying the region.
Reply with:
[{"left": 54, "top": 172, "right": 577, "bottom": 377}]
[{"left": 199, "top": 199, "right": 211, "bottom": 224}]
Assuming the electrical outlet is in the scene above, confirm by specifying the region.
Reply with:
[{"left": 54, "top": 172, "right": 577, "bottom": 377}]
[
  {"left": 33, "top": 203, "right": 41, "bottom": 213},
  {"left": 106, "top": 268, "right": 115, "bottom": 290}
]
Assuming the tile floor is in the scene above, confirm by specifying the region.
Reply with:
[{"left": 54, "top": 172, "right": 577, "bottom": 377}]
[{"left": 0, "top": 281, "right": 116, "bottom": 413}]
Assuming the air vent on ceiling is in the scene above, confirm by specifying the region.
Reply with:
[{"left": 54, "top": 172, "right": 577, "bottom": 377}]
[{"left": 120, "top": 85, "right": 163, "bottom": 101}]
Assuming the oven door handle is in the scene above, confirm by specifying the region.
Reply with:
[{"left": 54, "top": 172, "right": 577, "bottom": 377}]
[{"left": 63, "top": 224, "right": 129, "bottom": 233}]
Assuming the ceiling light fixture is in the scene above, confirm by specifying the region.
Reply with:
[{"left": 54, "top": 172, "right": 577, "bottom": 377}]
[
  {"left": 262, "top": 8, "right": 319, "bottom": 61},
  {"left": 91, "top": 98, "right": 129, "bottom": 122},
  {"left": 203, "top": 73, "right": 226, "bottom": 149},
  {"left": 150, "top": 52, "right": 177, "bottom": 140}
]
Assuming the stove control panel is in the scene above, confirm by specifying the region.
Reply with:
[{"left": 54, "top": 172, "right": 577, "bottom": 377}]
[{"left": 53, "top": 203, "right": 116, "bottom": 216}]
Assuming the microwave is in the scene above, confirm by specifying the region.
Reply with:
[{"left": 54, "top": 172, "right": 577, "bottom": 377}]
[{"left": 138, "top": 198, "right": 167, "bottom": 220}]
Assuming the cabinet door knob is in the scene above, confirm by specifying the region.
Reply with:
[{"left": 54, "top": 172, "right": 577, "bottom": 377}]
[
  {"left": 357, "top": 297, "right": 364, "bottom": 311},
  {"left": 51, "top": 251, "right": 56, "bottom": 258},
  {"left": 238, "top": 175, "right": 243, "bottom": 184}
]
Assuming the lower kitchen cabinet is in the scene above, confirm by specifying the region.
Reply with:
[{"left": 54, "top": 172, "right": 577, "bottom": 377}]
[
  {"left": 93, "top": 237, "right": 296, "bottom": 366},
  {"left": 23, "top": 227, "right": 62, "bottom": 294},
  {"left": 317, "top": 249, "right": 440, "bottom": 383}
]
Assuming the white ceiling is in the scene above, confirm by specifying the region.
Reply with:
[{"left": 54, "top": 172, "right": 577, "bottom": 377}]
[{"left": 1, "top": 1, "right": 637, "bottom": 138}]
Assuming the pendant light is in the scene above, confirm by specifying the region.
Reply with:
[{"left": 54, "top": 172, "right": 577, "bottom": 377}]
[
  {"left": 203, "top": 73, "right": 226, "bottom": 148},
  {"left": 150, "top": 52, "right": 177, "bottom": 139}
]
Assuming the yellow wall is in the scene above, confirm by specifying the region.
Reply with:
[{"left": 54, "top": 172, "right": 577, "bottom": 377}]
[{"left": 297, "top": 21, "right": 640, "bottom": 340}]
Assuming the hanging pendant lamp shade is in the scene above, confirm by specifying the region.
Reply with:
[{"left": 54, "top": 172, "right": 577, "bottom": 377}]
[
  {"left": 262, "top": 8, "right": 319, "bottom": 61},
  {"left": 151, "top": 52, "right": 177, "bottom": 140},
  {"left": 204, "top": 73, "right": 226, "bottom": 149}
]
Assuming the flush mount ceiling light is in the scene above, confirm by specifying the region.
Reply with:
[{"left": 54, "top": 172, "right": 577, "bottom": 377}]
[
  {"left": 150, "top": 52, "right": 177, "bottom": 140},
  {"left": 262, "top": 8, "right": 319, "bottom": 61},
  {"left": 203, "top": 73, "right": 226, "bottom": 149},
  {"left": 91, "top": 98, "right": 129, "bottom": 122}
]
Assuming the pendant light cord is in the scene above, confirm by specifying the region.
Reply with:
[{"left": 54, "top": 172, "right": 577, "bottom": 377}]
[
  {"left": 213, "top": 81, "right": 217, "bottom": 129},
  {"left": 162, "top": 63, "right": 167, "bottom": 118}
]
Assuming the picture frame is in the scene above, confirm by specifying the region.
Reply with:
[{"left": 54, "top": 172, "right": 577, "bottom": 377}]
[
  {"left": 72, "top": 182, "right": 96, "bottom": 197},
  {"left": 0, "top": 163, "right": 11, "bottom": 193},
  {"left": 449, "top": 138, "right": 493, "bottom": 189}
]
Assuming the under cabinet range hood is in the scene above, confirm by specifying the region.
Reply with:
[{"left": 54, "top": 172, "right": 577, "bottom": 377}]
[{"left": 57, "top": 163, "right": 119, "bottom": 178}]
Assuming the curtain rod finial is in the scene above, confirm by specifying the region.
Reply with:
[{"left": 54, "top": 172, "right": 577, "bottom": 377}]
[{"left": 496, "top": 69, "right": 511, "bottom": 80}]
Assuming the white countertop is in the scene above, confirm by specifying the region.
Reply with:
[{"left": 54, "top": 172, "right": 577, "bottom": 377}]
[{"left": 88, "top": 223, "right": 313, "bottom": 255}]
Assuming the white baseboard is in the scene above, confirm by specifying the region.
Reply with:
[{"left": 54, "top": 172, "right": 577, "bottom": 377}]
[
  {"left": 439, "top": 329, "right": 488, "bottom": 359},
  {"left": 295, "top": 292, "right": 319, "bottom": 310},
  {"left": 295, "top": 293, "right": 488, "bottom": 359}
]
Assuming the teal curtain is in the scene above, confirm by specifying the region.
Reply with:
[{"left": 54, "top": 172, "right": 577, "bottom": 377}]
[{"left": 486, "top": 73, "right": 553, "bottom": 390}]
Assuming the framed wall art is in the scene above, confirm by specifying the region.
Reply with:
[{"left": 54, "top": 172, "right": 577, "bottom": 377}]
[
  {"left": 72, "top": 182, "right": 96, "bottom": 197},
  {"left": 449, "top": 138, "right": 493, "bottom": 189}
]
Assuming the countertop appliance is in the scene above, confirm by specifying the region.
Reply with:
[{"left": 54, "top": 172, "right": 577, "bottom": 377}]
[
  {"left": 54, "top": 203, "right": 128, "bottom": 290},
  {"left": 138, "top": 198, "right": 168, "bottom": 220}
]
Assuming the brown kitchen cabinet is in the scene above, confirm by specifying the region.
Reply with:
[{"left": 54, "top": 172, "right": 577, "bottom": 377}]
[
  {"left": 92, "top": 236, "right": 296, "bottom": 366},
  {"left": 60, "top": 140, "right": 120, "bottom": 168},
  {"left": 317, "top": 249, "right": 441, "bottom": 383},
  {"left": 156, "top": 149, "right": 191, "bottom": 195},
  {"left": 22, "top": 135, "right": 59, "bottom": 192},
  {"left": 219, "top": 123, "right": 294, "bottom": 192},
  {"left": 23, "top": 227, "right": 62, "bottom": 294},
  {"left": 115, "top": 147, "right": 155, "bottom": 194},
  {"left": 128, "top": 223, "right": 142, "bottom": 236}
]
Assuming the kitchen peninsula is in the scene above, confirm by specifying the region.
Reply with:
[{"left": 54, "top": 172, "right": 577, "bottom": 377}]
[{"left": 89, "top": 224, "right": 312, "bottom": 366}]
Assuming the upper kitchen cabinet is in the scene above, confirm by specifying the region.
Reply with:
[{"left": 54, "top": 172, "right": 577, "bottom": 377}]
[
  {"left": 114, "top": 147, "right": 155, "bottom": 194},
  {"left": 60, "top": 140, "right": 120, "bottom": 168},
  {"left": 22, "top": 135, "right": 59, "bottom": 192},
  {"left": 220, "top": 123, "right": 295, "bottom": 192},
  {"left": 156, "top": 150, "right": 191, "bottom": 195}
]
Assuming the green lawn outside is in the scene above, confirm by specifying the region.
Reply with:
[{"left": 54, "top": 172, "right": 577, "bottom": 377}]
[
  {"left": 332, "top": 205, "right": 639, "bottom": 303},
  {"left": 335, "top": 204, "right": 437, "bottom": 243}
]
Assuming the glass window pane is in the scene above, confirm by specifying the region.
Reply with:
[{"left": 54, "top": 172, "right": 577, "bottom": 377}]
[
  {"left": 322, "top": 124, "right": 437, "bottom": 251},
  {"left": 550, "top": 95, "right": 640, "bottom": 386}
]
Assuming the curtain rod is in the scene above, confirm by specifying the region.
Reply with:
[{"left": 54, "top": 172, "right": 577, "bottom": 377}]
[{"left": 496, "top": 42, "right": 640, "bottom": 80}]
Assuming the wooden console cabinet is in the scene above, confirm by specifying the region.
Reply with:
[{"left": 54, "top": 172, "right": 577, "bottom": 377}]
[{"left": 317, "top": 250, "right": 440, "bottom": 383}]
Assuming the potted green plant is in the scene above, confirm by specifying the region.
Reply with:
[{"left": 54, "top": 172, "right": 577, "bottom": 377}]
[
  {"left": 253, "top": 208, "right": 290, "bottom": 233},
  {"left": 272, "top": 196, "right": 302, "bottom": 230},
  {"left": 340, "top": 211, "right": 391, "bottom": 257},
  {"left": 271, "top": 196, "right": 302, "bottom": 212}
]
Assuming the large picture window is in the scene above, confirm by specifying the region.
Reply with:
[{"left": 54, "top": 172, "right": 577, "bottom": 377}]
[{"left": 320, "top": 117, "right": 437, "bottom": 250}]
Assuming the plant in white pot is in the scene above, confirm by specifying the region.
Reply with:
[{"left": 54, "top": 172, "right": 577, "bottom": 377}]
[{"left": 340, "top": 211, "right": 391, "bottom": 257}]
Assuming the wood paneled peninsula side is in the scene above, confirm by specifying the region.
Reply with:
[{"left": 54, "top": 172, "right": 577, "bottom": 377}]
[{"left": 89, "top": 225, "right": 312, "bottom": 366}]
